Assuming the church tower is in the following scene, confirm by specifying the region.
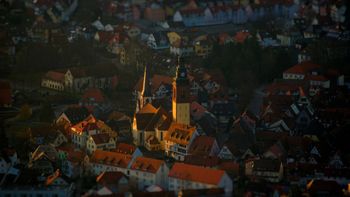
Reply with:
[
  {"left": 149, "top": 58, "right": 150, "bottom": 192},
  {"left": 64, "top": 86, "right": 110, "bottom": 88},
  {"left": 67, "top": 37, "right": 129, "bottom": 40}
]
[
  {"left": 137, "top": 64, "right": 153, "bottom": 112},
  {"left": 172, "top": 58, "right": 190, "bottom": 125}
]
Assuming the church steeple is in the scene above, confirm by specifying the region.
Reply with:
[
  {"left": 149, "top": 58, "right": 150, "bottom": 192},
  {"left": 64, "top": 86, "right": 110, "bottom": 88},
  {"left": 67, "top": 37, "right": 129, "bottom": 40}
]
[
  {"left": 137, "top": 64, "right": 153, "bottom": 112},
  {"left": 172, "top": 57, "right": 190, "bottom": 125}
]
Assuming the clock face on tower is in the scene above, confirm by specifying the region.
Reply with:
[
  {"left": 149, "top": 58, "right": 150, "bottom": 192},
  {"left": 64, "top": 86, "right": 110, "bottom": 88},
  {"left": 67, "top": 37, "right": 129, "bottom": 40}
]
[{"left": 180, "top": 72, "right": 185, "bottom": 77}]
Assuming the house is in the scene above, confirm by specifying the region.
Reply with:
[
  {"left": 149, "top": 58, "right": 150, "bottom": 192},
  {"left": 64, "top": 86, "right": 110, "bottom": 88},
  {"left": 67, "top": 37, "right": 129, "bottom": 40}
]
[
  {"left": 29, "top": 125, "right": 67, "bottom": 147},
  {"left": 144, "top": 3, "right": 165, "bottom": 22},
  {"left": 57, "top": 146, "right": 88, "bottom": 178},
  {"left": 88, "top": 150, "right": 133, "bottom": 175},
  {"left": 169, "top": 40, "right": 194, "bottom": 57},
  {"left": 132, "top": 103, "right": 172, "bottom": 150},
  {"left": 42, "top": 67, "right": 118, "bottom": 93},
  {"left": 86, "top": 133, "right": 116, "bottom": 154},
  {"left": 0, "top": 80, "right": 12, "bottom": 107},
  {"left": 164, "top": 123, "right": 199, "bottom": 161},
  {"left": 29, "top": 144, "right": 59, "bottom": 175},
  {"left": 129, "top": 157, "right": 169, "bottom": 189},
  {"left": 282, "top": 61, "right": 321, "bottom": 80},
  {"left": 245, "top": 159, "right": 283, "bottom": 183},
  {"left": 147, "top": 32, "right": 170, "bottom": 50},
  {"left": 79, "top": 88, "right": 106, "bottom": 112},
  {"left": 305, "top": 180, "right": 343, "bottom": 197},
  {"left": 41, "top": 71, "right": 65, "bottom": 91},
  {"left": 233, "top": 30, "right": 251, "bottom": 44},
  {"left": 56, "top": 106, "right": 89, "bottom": 129},
  {"left": 134, "top": 69, "right": 173, "bottom": 106},
  {"left": 96, "top": 171, "right": 129, "bottom": 193},
  {"left": 70, "top": 114, "right": 117, "bottom": 149},
  {"left": 114, "top": 143, "right": 143, "bottom": 161},
  {"left": 194, "top": 38, "right": 213, "bottom": 58},
  {"left": 106, "top": 111, "right": 131, "bottom": 140},
  {"left": 188, "top": 135, "right": 219, "bottom": 157},
  {"left": 168, "top": 163, "right": 233, "bottom": 196},
  {"left": 0, "top": 168, "right": 75, "bottom": 197}
]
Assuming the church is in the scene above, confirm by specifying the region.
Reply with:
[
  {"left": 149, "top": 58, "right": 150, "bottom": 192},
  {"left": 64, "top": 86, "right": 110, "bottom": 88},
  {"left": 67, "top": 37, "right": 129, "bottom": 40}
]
[{"left": 132, "top": 59, "right": 199, "bottom": 161}]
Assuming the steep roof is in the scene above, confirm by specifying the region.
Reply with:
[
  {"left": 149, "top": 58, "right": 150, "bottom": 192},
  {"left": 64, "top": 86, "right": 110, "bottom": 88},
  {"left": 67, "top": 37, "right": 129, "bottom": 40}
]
[
  {"left": 90, "top": 150, "right": 132, "bottom": 168},
  {"left": 62, "top": 106, "right": 89, "bottom": 124},
  {"left": 130, "top": 157, "right": 164, "bottom": 174},
  {"left": 283, "top": 61, "right": 321, "bottom": 75},
  {"left": 114, "top": 143, "right": 136, "bottom": 155},
  {"left": 90, "top": 133, "right": 111, "bottom": 145},
  {"left": 43, "top": 71, "right": 65, "bottom": 82},
  {"left": 96, "top": 171, "right": 127, "bottom": 185},
  {"left": 189, "top": 135, "right": 216, "bottom": 156},
  {"left": 169, "top": 163, "right": 226, "bottom": 185},
  {"left": 164, "top": 123, "right": 196, "bottom": 146}
]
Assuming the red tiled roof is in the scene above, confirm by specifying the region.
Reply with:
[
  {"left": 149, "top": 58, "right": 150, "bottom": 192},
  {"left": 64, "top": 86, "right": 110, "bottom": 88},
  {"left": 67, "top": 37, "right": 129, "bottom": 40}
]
[
  {"left": 114, "top": 143, "right": 136, "bottom": 155},
  {"left": 234, "top": 31, "right": 251, "bottom": 43},
  {"left": 90, "top": 150, "right": 132, "bottom": 168},
  {"left": 44, "top": 71, "right": 65, "bottom": 82},
  {"left": 305, "top": 75, "right": 328, "bottom": 82},
  {"left": 283, "top": 61, "right": 321, "bottom": 75},
  {"left": 169, "top": 163, "right": 225, "bottom": 185},
  {"left": 189, "top": 135, "right": 216, "bottom": 156},
  {"left": 90, "top": 133, "right": 111, "bottom": 145},
  {"left": 81, "top": 88, "right": 105, "bottom": 103},
  {"left": 164, "top": 123, "right": 196, "bottom": 146},
  {"left": 130, "top": 157, "right": 164, "bottom": 174}
]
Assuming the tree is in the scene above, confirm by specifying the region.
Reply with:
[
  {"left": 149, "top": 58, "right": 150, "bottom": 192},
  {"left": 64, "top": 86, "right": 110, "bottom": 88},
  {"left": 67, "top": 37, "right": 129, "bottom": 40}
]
[
  {"left": 39, "top": 102, "right": 55, "bottom": 123},
  {"left": 16, "top": 104, "right": 32, "bottom": 121}
]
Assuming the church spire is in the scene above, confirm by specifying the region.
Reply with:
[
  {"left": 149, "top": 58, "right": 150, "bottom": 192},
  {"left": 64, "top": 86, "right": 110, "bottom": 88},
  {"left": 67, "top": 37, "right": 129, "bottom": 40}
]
[
  {"left": 175, "top": 56, "right": 189, "bottom": 84},
  {"left": 142, "top": 64, "right": 152, "bottom": 97}
]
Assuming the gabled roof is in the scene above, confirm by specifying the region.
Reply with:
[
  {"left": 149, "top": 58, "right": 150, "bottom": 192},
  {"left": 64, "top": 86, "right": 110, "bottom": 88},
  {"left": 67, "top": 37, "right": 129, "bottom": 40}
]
[
  {"left": 130, "top": 157, "right": 164, "bottom": 174},
  {"left": 251, "top": 159, "right": 282, "bottom": 172},
  {"left": 114, "top": 143, "right": 137, "bottom": 155},
  {"left": 96, "top": 171, "right": 127, "bottom": 185},
  {"left": 43, "top": 71, "right": 65, "bottom": 82},
  {"left": 189, "top": 135, "right": 216, "bottom": 156},
  {"left": 169, "top": 163, "right": 226, "bottom": 185},
  {"left": 62, "top": 106, "right": 89, "bottom": 124},
  {"left": 90, "top": 133, "right": 111, "bottom": 145},
  {"left": 234, "top": 31, "right": 251, "bottom": 43},
  {"left": 164, "top": 123, "right": 196, "bottom": 146},
  {"left": 283, "top": 61, "right": 321, "bottom": 75},
  {"left": 31, "top": 145, "right": 58, "bottom": 162},
  {"left": 90, "top": 150, "right": 132, "bottom": 168}
]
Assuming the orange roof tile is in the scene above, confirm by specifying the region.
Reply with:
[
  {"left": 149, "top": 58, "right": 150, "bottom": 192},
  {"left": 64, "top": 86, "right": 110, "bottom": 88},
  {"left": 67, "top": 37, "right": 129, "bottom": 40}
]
[
  {"left": 114, "top": 143, "right": 136, "bottom": 155},
  {"left": 130, "top": 157, "right": 164, "bottom": 174},
  {"left": 90, "top": 150, "right": 132, "bottom": 168},
  {"left": 169, "top": 163, "right": 225, "bottom": 185},
  {"left": 44, "top": 71, "right": 65, "bottom": 82},
  {"left": 284, "top": 61, "right": 321, "bottom": 75},
  {"left": 138, "top": 103, "right": 157, "bottom": 114},
  {"left": 164, "top": 123, "right": 196, "bottom": 146},
  {"left": 189, "top": 136, "right": 216, "bottom": 156},
  {"left": 234, "top": 31, "right": 251, "bottom": 43},
  {"left": 90, "top": 133, "right": 111, "bottom": 145}
]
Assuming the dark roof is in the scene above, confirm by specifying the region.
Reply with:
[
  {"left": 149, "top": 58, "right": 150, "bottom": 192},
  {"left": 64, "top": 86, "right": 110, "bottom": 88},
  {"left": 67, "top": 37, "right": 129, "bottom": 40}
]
[
  {"left": 63, "top": 106, "right": 89, "bottom": 124},
  {"left": 253, "top": 159, "right": 282, "bottom": 172}
]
